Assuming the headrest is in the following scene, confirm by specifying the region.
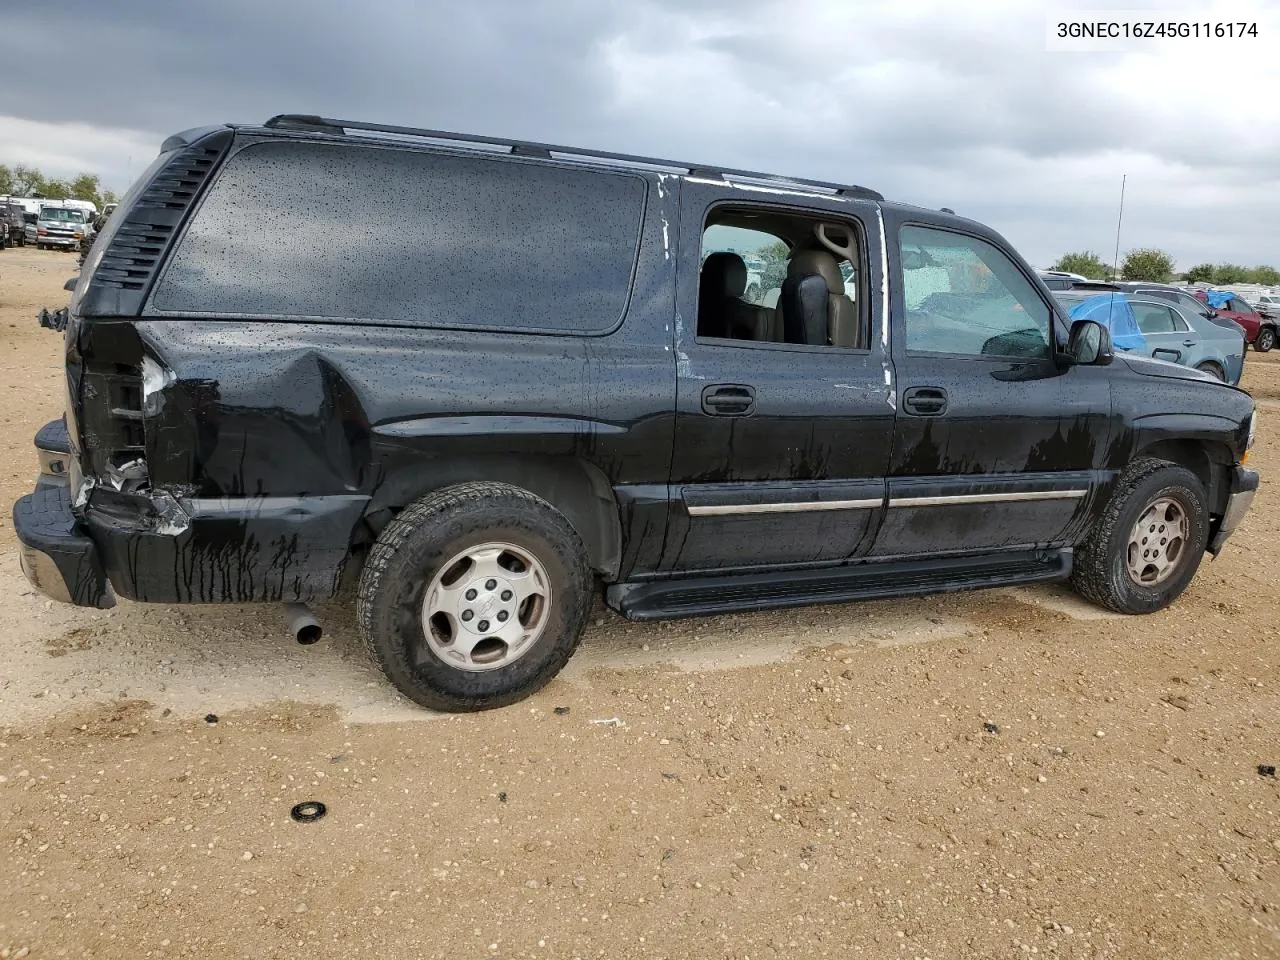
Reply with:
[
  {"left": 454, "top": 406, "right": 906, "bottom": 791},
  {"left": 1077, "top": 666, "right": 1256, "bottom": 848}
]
[
  {"left": 788, "top": 248, "right": 843, "bottom": 295},
  {"left": 701, "top": 251, "right": 748, "bottom": 299}
]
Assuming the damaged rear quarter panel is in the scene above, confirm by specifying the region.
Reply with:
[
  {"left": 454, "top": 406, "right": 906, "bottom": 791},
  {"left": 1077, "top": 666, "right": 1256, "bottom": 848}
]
[{"left": 123, "top": 315, "right": 675, "bottom": 594}]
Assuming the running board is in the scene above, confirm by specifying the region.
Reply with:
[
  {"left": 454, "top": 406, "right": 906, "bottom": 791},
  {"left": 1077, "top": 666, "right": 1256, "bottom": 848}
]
[{"left": 607, "top": 550, "right": 1072, "bottom": 622}]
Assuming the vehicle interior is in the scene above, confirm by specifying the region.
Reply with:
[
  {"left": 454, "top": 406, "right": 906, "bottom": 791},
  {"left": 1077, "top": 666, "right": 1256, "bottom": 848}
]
[{"left": 696, "top": 207, "right": 867, "bottom": 349}]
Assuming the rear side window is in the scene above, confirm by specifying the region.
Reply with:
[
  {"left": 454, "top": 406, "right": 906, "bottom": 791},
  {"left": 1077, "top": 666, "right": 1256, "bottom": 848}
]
[{"left": 152, "top": 140, "right": 646, "bottom": 334}]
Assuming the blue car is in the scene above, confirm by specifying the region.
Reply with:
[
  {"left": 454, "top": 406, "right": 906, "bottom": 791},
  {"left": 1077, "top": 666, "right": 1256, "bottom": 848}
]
[{"left": 1054, "top": 291, "right": 1245, "bottom": 384}]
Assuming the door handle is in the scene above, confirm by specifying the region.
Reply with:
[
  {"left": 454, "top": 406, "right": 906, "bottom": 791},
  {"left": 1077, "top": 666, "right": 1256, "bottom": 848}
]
[
  {"left": 1182, "top": 339, "right": 1197, "bottom": 347},
  {"left": 701, "top": 384, "right": 755, "bottom": 417},
  {"left": 902, "top": 386, "right": 948, "bottom": 417}
]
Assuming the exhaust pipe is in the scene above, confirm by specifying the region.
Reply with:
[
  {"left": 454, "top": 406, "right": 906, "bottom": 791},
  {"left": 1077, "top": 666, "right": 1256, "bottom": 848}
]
[{"left": 284, "top": 603, "right": 322, "bottom": 645}]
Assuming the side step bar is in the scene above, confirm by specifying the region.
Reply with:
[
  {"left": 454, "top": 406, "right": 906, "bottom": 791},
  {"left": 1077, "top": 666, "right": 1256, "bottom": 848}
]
[{"left": 606, "top": 550, "right": 1072, "bottom": 622}]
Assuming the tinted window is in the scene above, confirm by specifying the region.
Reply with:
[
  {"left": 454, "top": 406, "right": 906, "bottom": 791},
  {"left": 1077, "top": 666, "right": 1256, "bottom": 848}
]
[
  {"left": 153, "top": 140, "right": 645, "bottom": 333},
  {"left": 1230, "top": 298, "right": 1253, "bottom": 314},
  {"left": 899, "top": 225, "right": 1050, "bottom": 359},
  {"left": 1132, "top": 303, "right": 1176, "bottom": 334}
]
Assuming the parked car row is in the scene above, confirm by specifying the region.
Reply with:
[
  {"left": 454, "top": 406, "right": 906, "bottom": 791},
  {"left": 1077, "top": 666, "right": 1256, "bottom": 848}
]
[
  {"left": 0, "top": 196, "right": 103, "bottom": 253},
  {"left": 1035, "top": 274, "right": 1273, "bottom": 384}
]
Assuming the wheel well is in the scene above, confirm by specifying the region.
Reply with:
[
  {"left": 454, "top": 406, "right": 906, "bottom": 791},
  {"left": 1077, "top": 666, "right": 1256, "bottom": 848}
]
[
  {"left": 357, "top": 455, "right": 623, "bottom": 579},
  {"left": 1136, "top": 439, "right": 1231, "bottom": 514}
]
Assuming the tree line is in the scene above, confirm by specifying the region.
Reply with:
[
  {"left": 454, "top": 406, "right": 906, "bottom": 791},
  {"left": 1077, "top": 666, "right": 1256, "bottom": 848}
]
[
  {"left": 1053, "top": 249, "right": 1279, "bottom": 286},
  {"left": 0, "top": 163, "right": 117, "bottom": 208}
]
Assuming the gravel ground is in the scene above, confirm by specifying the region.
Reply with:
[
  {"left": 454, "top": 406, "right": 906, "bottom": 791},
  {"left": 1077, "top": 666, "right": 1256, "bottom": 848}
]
[{"left": 1, "top": 246, "right": 1277, "bottom": 959}]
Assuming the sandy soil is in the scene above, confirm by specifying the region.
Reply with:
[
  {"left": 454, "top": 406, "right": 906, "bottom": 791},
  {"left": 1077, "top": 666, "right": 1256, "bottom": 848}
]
[{"left": 0, "top": 245, "right": 1276, "bottom": 959}]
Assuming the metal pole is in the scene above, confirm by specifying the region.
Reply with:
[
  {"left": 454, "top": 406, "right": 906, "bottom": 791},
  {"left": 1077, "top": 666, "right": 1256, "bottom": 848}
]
[{"left": 1112, "top": 174, "right": 1126, "bottom": 279}]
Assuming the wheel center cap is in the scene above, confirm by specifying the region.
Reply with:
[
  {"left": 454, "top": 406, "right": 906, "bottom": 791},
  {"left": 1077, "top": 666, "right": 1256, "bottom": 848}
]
[{"left": 459, "top": 576, "right": 515, "bottom": 634}]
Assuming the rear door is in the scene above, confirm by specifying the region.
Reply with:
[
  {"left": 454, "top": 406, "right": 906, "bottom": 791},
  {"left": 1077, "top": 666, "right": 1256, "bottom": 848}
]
[
  {"left": 1130, "top": 300, "right": 1191, "bottom": 365},
  {"left": 662, "top": 181, "right": 894, "bottom": 573}
]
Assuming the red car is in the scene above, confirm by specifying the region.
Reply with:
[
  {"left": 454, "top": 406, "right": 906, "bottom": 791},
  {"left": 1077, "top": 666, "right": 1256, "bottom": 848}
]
[{"left": 1196, "top": 291, "right": 1276, "bottom": 352}]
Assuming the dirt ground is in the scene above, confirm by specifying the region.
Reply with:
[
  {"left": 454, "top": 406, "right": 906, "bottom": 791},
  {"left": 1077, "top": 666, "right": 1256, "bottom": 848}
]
[{"left": 0, "top": 244, "right": 1276, "bottom": 959}]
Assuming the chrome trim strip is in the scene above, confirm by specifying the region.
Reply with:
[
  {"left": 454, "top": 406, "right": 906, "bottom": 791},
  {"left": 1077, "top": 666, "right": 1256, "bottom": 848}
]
[
  {"left": 687, "top": 498, "right": 883, "bottom": 517},
  {"left": 888, "top": 489, "right": 1088, "bottom": 508}
]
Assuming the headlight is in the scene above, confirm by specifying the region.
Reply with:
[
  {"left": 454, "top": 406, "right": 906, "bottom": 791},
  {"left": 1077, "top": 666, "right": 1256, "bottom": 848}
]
[{"left": 1248, "top": 407, "right": 1257, "bottom": 450}]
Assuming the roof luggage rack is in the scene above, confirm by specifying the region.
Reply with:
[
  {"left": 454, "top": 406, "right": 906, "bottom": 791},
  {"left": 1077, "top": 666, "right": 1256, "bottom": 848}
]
[{"left": 263, "top": 114, "right": 883, "bottom": 201}]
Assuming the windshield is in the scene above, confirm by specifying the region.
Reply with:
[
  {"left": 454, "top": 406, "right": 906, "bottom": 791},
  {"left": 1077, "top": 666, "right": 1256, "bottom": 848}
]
[{"left": 40, "top": 208, "right": 85, "bottom": 223}]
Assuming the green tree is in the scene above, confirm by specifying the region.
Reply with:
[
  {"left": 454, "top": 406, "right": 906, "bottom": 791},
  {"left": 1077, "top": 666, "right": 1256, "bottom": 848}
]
[
  {"left": 1212, "top": 263, "right": 1247, "bottom": 284},
  {"left": 1183, "top": 263, "right": 1215, "bottom": 284},
  {"left": 70, "top": 173, "right": 101, "bottom": 203},
  {"left": 0, "top": 164, "right": 12, "bottom": 195},
  {"left": 1120, "top": 248, "right": 1174, "bottom": 282},
  {"left": 11, "top": 163, "right": 43, "bottom": 196},
  {"left": 102, "top": 189, "right": 118, "bottom": 206},
  {"left": 758, "top": 239, "right": 791, "bottom": 292},
  {"left": 1052, "top": 250, "right": 1111, "bottom": 280},
  {"left": 1247, "top": 265, "right": 1280, "bottom": 285},
  {"left": 42, "top": 179, "right": 70, "bottom": 200}
]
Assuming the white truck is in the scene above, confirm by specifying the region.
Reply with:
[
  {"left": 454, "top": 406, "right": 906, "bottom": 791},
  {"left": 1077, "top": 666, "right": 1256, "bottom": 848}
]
[{"left": 28, "top": 201, "right": 92, "bottom": 251}]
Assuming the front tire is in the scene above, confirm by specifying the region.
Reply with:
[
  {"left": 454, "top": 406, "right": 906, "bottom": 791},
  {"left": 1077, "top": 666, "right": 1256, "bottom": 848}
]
[
  {"left": 1255, "top": 327, "right": 1276, "bottom": 352},
  {"left": 357, "top": 482, "right": 593, "bottom": 712},
  {"left": 1072, "top": 458, "right": 1209, "bottom": 614}
]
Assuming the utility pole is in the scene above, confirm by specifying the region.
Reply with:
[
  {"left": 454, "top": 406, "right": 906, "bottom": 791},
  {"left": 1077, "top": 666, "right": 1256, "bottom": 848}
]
[{"left": 1112, "top": 174, "right": 1126, "bottom": 279}]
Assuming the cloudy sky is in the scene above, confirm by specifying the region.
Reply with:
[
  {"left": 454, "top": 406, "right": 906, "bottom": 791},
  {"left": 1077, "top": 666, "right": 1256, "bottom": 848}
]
[{"left": 2, "top": 0, "right": 1277, "bottom": 270}]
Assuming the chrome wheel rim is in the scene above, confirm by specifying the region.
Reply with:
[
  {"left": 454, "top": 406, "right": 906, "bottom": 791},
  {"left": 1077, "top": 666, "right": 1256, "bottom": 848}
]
[
  {"left": 1125, "top": 497, "right": 1188, "bottom": 587},
  {"left": 420, "top": 541, "right": 552, "bottom": 672}
]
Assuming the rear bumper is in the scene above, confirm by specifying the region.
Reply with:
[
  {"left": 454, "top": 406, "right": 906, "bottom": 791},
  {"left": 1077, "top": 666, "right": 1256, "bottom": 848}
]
[
  {"left": 1208, "top": 465, "right": 1259, "bottom": 555},
  {"left": 13, "top": 484, "right": 115, "bottom": 609},
  {"left": 15, "top": 419, "right": 368, "bottom": 607}
]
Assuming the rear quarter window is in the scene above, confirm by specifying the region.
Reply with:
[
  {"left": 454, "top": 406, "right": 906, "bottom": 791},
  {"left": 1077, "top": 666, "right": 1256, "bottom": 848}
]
[{"left": 150, "top": 139, "right": 646, "bottom": 334}]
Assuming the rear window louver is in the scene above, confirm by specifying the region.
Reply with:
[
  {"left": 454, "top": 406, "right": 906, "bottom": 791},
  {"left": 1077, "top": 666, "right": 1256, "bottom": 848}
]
[{"left": 79, "top": 129, "right": 233, "bottom": 317}]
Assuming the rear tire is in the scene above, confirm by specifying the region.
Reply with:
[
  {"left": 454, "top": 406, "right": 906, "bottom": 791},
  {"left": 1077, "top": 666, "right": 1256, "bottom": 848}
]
[
  {"left": 1195, "top": 361, "right": 1225, "bottom": 381},
  {"left": 1071, "top": 458, "right": 1208, "bottom": 614},
  {"left": 357, "top": 482, "right": 593, "bottom": 712},
  {"left": 1255, "top": 327, "right": 1276, "bottom": 352}
]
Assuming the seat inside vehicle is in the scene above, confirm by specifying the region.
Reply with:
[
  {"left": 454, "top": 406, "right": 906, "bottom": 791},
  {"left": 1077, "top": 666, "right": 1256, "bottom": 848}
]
[
  {"left": 697, "top": 208, "right": 865, "bottom": 349},
  {"left": 697, "top": 251, "right": 774, "bottom": 341}
]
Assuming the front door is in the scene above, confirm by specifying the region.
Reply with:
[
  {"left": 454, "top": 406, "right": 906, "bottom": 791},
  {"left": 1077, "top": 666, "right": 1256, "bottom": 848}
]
[
  {"left": 872, "top": 219, "right": 1113, "bottom": 559},
  {"left": 661, "top": 184, "right": 895, "bottom": 574}
]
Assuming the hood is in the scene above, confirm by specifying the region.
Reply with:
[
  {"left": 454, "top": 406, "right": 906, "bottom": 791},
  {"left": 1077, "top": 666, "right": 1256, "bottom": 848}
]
[{"left": 1121, "top": 354, "right": 1219, "bottom": 384}]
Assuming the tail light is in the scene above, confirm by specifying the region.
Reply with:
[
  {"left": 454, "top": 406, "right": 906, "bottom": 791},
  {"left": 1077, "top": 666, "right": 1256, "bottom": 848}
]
[{"left": 79, "top": 359, "right": 149, "bottom": 494}]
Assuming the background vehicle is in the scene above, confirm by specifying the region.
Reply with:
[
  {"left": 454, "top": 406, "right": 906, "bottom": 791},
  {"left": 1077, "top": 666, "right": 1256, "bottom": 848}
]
[
  {"left": 1037, "top": 269, "right": 1088, "bottom": 290},
  {"left": 1, "top": 202, "right": 26, "bottom": 246},
  {"left": 13, "top": 115, "right": 1258, "bottom": 714},
  {"left": 1196, "top": 290, "right": 1274, "bottom": 351},
  {"left": 0, "top": 216, "right": 8, "bottom": 249},
  {"left": 1251, "top": 291, "right": 1280, "bottom": 321},
  {"left": 1053, "top": 290, "right": 1245, "bottom": 383},
  {"left": 30, "top": 203, "right": 88, "bottom": 251}
]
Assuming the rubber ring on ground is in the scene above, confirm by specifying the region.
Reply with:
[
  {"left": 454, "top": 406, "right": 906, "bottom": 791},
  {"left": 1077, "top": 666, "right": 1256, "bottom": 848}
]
[{"left": 290, "top": 801, "right": 327, "bottom": 823}]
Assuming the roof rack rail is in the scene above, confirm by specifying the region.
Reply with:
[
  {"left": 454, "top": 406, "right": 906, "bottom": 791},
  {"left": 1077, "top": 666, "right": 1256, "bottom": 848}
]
[{"left": 263, "top": 114, "right": 883, "bottom": 201}]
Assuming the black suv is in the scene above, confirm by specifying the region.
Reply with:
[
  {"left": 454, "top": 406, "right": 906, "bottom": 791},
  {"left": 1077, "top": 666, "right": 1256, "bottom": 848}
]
[
  {"left": 13, "top": 115, "right": 1259, "bottom": 712},
  {"left": 0, "top": 200, "right": 22, "bottom": 248}
]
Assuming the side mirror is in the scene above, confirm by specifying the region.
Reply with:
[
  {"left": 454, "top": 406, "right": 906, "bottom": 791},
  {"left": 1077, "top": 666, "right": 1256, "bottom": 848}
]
[
  {"left": 63, "top": 277, "right": 78, "bottom": 291},
  {"left": 1067, "top": 319, "right": 1114, "bottom": 366}
]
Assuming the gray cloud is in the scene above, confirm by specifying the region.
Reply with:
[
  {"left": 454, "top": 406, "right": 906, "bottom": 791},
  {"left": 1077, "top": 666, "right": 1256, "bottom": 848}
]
[{"left": 2, "top": 0, "right": 1278, "bottom": 268}]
